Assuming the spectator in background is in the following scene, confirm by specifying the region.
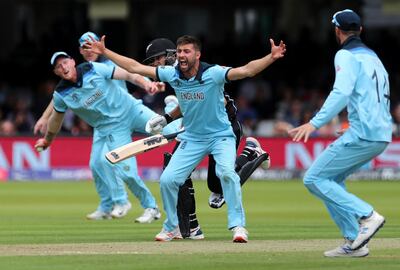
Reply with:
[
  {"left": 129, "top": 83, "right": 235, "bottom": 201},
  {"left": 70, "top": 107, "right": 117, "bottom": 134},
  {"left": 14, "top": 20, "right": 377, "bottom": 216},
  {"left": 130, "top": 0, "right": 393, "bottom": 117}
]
[
  {"left": 0, "top": 120, "right": 16, "bottom": 136},
  {"left": 392, "top": 102, "right": 400, "bottom": 137}
]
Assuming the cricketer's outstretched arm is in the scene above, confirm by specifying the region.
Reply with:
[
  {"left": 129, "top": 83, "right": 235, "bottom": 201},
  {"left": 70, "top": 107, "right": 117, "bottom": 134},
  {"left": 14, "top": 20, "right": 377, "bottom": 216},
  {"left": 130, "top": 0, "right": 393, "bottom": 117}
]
[
  {"left": 84, "top": 35, "right": 157, "bottom": 80},
  {"left": 227, "top": 38, "right": 286, "bottom": 81}
]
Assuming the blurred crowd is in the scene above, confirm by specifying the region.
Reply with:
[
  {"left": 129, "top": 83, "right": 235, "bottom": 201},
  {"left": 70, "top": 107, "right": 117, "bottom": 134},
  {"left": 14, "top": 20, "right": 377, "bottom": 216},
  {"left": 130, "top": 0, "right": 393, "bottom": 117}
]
[{"left": 1, "top": 75, "right": 400, "bottom": 138}]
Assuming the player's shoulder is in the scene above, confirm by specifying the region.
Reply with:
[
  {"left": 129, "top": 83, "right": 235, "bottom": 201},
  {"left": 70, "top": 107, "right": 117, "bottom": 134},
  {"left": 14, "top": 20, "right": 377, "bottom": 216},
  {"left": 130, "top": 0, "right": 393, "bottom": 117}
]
[
  {"left": 76, "top": 62, "right": 96, "bottom": 74},
  {"left": 335, "top": 49, "right": 356, "bottom": 64},
  {"left": 54, "top": 79, "right": 73, "bottom": 95}
]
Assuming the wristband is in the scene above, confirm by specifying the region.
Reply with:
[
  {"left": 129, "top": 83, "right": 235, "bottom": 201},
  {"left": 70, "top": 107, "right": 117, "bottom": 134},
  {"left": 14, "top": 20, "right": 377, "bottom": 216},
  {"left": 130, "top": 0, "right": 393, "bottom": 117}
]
[{"left": 164, "top": 113, "right": 173, "bottom": 124}]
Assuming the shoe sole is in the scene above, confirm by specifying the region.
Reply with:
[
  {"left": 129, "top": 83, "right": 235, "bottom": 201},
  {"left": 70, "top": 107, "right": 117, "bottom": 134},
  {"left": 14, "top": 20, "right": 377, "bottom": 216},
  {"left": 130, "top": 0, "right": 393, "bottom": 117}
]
[
  {"left": 134, "top": 215, "right": 161, "bottom": 223},
  {"left": 233, "top": 236, "right": 248, "bottom": 243},
  {"left": 188, "top": 235, "right": 205, "bottom": 240},
  {"left": 155, "top": 236, "right": 183, "bottom": 241},
  {"left": 324, "top": 252, "right": 369, "bottom": 258},
  {"left": 352, "top": 219, "right": 385, "bottom": 250},
  {"left": 209, "top": 201, "right": 225, "bottom": 209}
]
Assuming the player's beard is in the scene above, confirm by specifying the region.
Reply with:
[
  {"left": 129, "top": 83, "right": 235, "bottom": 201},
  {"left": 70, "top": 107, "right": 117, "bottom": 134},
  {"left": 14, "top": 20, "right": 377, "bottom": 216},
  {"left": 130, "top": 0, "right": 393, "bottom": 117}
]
[{"left": 180, "top": 57, "right": 196, "bottom": 74}]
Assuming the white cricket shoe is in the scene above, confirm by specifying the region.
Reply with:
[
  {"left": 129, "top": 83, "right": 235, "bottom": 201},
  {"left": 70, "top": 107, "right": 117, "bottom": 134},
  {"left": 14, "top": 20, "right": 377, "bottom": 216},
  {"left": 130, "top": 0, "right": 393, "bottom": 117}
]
[
  {"left": 86, "top": 210, "right": 112, "bottom": 220},
  {"left": 232, "top": 226, "right": 248, "bottom": 243},
  {"left": 135, "top": 208, "right": 161, "bottom": 223},
  {"left": 208, "top": 192, "right": 225, "bottom": 209},
  {"left": 245, "top": 137, "right": 271, "bottom": 169},
  {"left": 324, "top": 240, "right": 369, "bottom": 257},
  {"left": 111, "top": 202, "right": 132, "bottom": 219},
  {"left": 188, "top": 226, "right": 205, "bottom": 240},
  {"left": 351, "top": 211, "right": 385, "bottom": 250},
  {"left": 155, "top": 227, "right": 183, "bottom": 242}
]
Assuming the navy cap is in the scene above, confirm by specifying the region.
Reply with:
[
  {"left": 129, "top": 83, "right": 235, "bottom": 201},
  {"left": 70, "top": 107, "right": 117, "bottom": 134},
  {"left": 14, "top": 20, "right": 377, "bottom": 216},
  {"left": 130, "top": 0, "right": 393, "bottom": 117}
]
[
  {"left": 79, "top": 31, "right": 99, "bottom": 47},
  {"left": 332, "top": 9, "right": 361, "bottom": 31},
  {"left": 50, "top": 51, "right": 71, "bottom": 66}
]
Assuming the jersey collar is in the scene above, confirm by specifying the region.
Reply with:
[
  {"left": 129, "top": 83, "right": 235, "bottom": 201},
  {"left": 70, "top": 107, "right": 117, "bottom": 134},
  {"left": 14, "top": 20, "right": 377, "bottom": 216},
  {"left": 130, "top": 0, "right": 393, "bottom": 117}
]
[{"left": 176, "top": 61, "right": 214, "bottom": 82}]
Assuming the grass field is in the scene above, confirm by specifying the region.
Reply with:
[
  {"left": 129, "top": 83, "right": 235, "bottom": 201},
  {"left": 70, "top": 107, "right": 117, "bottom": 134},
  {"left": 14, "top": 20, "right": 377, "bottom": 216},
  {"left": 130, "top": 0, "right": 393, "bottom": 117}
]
[{"left": 0, "top": 180, "right": 399, "bottom": 270}]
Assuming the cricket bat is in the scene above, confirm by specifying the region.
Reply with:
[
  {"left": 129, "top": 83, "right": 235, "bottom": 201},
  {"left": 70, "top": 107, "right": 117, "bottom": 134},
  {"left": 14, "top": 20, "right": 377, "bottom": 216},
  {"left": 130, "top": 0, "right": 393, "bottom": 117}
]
[{"left": 105, "top": 129, "right": 184, "bottom": 164}]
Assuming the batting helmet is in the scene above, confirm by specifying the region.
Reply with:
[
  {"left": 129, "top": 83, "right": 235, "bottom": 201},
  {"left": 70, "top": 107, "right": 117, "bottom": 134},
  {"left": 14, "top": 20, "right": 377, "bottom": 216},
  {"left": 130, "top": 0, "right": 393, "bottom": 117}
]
[{"left": 143, "top": 38, "right": 176, "bottom": 65}]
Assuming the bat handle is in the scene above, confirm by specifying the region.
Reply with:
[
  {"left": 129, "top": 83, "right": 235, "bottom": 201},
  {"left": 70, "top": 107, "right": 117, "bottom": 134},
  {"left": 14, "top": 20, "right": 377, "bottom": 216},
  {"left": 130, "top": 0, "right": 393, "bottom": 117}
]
[{"left": 164, "top": 129, "right": 185, "bottom": 140}]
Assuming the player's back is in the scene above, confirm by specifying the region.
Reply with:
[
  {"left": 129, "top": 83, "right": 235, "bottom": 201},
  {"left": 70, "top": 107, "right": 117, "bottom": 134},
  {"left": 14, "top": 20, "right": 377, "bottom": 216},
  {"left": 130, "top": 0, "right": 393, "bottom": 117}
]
[{"left": 341, "top": 37, "right": 392, "bottom": 142}]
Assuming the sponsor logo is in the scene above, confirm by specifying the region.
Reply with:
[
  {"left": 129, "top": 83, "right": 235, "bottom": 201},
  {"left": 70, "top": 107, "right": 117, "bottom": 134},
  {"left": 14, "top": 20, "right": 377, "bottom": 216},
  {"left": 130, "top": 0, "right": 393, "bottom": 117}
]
[
  {"left": 110, "top": 152, "right": 120, "bottom": 159},
  {"left": 144, "top": 136, "right": 163, "bottom": 146},
  {"left": 84, "top": 89, "right": 103, "bottom": 107}
]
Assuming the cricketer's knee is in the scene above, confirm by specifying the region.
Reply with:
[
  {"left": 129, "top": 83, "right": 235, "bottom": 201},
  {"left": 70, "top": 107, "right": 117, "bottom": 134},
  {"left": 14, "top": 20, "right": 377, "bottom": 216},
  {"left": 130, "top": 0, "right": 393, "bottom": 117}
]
[{"left": 218, "top": 169, "right": 240, "bottom": 185}]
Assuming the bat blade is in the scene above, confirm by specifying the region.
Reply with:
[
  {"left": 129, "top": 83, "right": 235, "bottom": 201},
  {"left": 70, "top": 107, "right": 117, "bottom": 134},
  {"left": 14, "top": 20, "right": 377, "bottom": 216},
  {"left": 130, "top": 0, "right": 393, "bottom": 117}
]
[{"left": 105, "top": 129, "right": 184, "bottom": 164}]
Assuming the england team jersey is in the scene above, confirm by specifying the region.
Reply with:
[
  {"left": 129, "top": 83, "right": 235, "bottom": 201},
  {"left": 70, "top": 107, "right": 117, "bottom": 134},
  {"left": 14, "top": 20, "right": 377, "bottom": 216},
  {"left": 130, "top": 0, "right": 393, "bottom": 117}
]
[
  {"left": 53, "top": 62, "right": 141, "bottom": 132},
  {"left": 311, "top": 36, "right": 392, "bottom": 142},
  {"left": 156, "top": 62, "right": 234, "bottom": 140}
]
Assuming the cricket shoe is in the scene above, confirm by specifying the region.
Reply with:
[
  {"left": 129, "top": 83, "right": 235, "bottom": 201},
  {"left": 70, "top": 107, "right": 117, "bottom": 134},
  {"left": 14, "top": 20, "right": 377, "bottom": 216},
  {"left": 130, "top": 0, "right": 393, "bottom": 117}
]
[
  {"left": 324, "top": 240, "right": 369, "bottom": 257},
  {"left": 86, "top": 210, "right": 112, "bottom": 220},
  {"left": 245, "top": 137, "right": 271, "bottom": 169},
  {"left": 135, "top": 208, "right": 161, "bottom": 223},
  {"left": 351, "top": 211, "right": 385, "bottom": 250},
  {"left": 155, "top": 227, "right": 183, "bottom": 242},
  {"left": 188, "top": 226, "right": 205, "bottom": 240},
  {"left": 111, "top": 202, "right": 132, "bottom": 219},
  {"left": 208, "top": 192, "right": 225, "bottom": 209},
  {"left": 232, "top": 226, "right": 248, "bottom": 243}
]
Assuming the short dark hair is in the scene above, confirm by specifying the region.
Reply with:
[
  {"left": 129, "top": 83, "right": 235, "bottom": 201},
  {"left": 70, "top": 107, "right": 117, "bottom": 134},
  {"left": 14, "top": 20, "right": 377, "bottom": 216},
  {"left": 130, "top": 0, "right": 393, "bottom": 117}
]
[{"left": 176, "top": 35, "right": 201, "bottom": 51}]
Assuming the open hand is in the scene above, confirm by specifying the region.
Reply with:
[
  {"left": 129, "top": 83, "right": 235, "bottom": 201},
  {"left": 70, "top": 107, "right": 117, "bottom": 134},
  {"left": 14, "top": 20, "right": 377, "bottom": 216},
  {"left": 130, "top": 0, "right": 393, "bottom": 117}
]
[
  {"left": 83, "top": 35, "right": 107, "bottom": 55},
  {"left": 287, "top": 122, "right": 316, "bottom": 143},
  {"left": 270, "top": 39, "right": 286, "bottom": 60}
]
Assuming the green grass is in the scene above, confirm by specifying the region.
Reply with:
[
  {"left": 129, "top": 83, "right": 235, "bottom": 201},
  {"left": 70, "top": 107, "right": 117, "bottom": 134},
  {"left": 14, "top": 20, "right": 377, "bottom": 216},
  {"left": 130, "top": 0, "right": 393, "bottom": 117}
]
[{"left": 0, "top": 180, "right": 399, "bottom": 270}]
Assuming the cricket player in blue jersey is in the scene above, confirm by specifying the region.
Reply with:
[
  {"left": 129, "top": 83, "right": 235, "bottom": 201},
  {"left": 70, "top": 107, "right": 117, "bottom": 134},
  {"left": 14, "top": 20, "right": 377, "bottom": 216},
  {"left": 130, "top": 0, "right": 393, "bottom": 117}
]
[
  {"left": 34, "top": 32, "right": 166, "bottom": 223},
  {"left": 288, "top": 9, "right": 391, "bottom": 257},
  {"left": 34, "top": 50, "right": 173, "bottom": 224},
  {"left": 144, "top": 38, "right": 270, "bottom": 240},
  {"left": 85, "top": 34, "right": 286, "bottom": 242}
]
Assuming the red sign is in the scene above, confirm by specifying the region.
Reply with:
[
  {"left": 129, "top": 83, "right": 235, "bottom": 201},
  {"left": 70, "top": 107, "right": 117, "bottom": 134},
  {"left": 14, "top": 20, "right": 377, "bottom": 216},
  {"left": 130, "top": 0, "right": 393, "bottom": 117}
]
[{"left": 1, "top": 137, "right": 400, "bottom": 171}]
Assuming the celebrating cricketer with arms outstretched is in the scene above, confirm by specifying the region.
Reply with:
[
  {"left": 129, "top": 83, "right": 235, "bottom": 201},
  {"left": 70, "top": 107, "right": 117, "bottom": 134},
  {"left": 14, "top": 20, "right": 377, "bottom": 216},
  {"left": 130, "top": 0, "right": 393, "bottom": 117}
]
[{"left": 84, "top": 34, "right": 286, "bottom": 242}]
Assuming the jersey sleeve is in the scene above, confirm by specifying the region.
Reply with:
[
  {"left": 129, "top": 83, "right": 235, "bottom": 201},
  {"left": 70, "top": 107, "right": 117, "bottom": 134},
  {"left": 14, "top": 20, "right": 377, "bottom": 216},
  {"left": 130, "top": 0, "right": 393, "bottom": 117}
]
[
  {"left": 156, "top": 65, "right": 176, "bottom": 82},
  {"left": 210, "top": 65, "right": 231, "bottom": 84},
  {"left": 52, "top": 92, "right": 68, "bottom": 113},
  {"left": 310, "top": 50, "right": 359, "bottom": 129},
  {"left": 91, "top": 62, "right": 115, "bottom": 79}
]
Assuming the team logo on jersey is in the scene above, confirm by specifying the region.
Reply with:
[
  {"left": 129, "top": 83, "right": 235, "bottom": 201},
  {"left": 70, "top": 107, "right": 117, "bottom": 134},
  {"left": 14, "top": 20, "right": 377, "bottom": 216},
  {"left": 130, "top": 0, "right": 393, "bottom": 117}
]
[
  {"left": 71, "top": 93, "right": 79, "bottom": 102},
  {"left": 180, "top": 92, "right": 204, "bottom": 101},
  {"left": 336, "top": 65, "right": 341, "bottom": 72},
  {"left": 173, "top": 80, "right": 181, "bottom": 87},
  {"left": 89, "top": 79, "right": 98, "bottom": 88}
]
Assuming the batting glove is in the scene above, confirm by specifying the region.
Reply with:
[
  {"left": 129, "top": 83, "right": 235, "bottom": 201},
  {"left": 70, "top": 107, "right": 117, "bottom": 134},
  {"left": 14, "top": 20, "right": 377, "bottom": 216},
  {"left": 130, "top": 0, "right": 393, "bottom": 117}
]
[{"left": 145, "top": 114, "right": 169, "bottom": 134}]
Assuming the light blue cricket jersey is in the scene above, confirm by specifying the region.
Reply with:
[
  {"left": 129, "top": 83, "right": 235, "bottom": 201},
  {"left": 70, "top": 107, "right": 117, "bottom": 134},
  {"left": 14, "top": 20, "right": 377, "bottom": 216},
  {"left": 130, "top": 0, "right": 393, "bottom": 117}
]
[
  {"left": 156, "top": 62, "right": 234, "bottom": 140},
  {"left": 311, "top": 36, "right": 392, "bottom": 142},
  {"left": 98, "top": 56, "right": 129, "bottom": 94},
  {"left": 53, "top": 62, "right": 141, "bottom": 133}
]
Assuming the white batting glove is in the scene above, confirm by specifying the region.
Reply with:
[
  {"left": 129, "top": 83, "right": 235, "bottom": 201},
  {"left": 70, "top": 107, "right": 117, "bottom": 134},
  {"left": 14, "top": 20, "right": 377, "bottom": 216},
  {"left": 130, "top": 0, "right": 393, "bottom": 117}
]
[{"left": 145, "top": 114, "right": 168, "bottom": 134}]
